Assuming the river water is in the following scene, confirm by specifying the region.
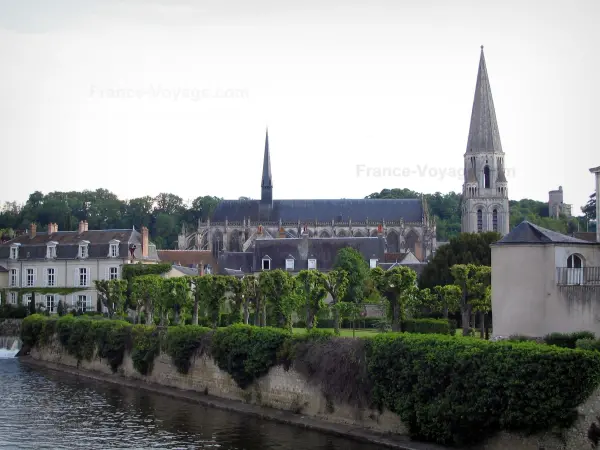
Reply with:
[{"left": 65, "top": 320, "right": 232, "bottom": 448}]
[{"left": 0, "top": 351, "right": 382, "bottom": 449}]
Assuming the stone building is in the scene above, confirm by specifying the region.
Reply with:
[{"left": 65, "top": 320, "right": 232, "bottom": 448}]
[
  {"left": 461, "top": 47, "right": 510, "bottom": 235},
  {"left": 548, "top": 186, "right": 572, "bottom": 218},
  {"left": 178, "top": 131, "right": 437, "bottom": 262}
]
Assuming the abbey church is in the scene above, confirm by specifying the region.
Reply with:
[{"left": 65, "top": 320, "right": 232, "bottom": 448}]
[{"left": 176, "top": 47, "right": 509, "bottom": 265}]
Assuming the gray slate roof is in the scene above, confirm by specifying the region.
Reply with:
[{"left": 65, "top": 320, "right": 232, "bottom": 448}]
[
  {"left": 0, "top": 265, "right": 7, "bottom": 273},
  {"left": 494, "top": 221, "right": 595, "bottom": 245},
  {"left": 170, "top": 265, "right": 199, "bottom": 276},
  {"left": 0, "top": 229, "right": 160, "bottom": 261},
  {"left": 211, "top": 199, "right": 423, "bottom": 223},
  {"left": 218, "top": 236, "right": 385, "bottom": 273},
  {"left": 466, "top": 47, "right": 502, "bottom": 153},
  {"left": 377, "top": 262, "right": 426, "bottom": 276}
]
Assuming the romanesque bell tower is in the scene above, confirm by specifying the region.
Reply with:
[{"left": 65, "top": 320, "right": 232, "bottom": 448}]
[{"left": 461, "top": 46, "right": 510, "bottom": 235}]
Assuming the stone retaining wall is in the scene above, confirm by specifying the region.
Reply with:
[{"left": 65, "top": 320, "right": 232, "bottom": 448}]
[
  {"left": 0, "top": 319, "right": 22, "bottom": 337},
  {"left": 28, "top": 338, "right": 600, "bottom": 450}
]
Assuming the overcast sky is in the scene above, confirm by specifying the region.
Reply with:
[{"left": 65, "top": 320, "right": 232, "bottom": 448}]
[{"left": 0, "top": 0, "right": 598, "bottom": 213}]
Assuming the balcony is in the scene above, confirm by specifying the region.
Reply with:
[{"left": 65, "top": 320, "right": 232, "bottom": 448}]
[{"left": 556, "top": 267, "right": 600, "bottom": 286}]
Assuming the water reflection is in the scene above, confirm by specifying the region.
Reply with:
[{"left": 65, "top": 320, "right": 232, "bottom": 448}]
[{"left": 0, "top": 358, "right": 382, "bottom": 449}]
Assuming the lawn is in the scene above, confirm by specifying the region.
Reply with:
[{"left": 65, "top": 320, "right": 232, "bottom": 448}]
[{"left": 292, "top": 327, "right": 379, "bottom": 337}]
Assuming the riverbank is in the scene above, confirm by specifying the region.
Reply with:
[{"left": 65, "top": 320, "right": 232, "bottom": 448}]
[{"left": 19, "top": 356, "right": 442, "bottom": 450}]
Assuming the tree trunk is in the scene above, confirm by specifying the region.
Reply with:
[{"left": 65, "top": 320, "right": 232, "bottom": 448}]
[
  {"left": 254, "top": 299, "right": 261, "bottom": 326},
  {"left": 352, "top": 319, "right": 356, "bottom": 338},
  {"left": 261, "top": 303, "right": 267, "bottom": 327},
  {"left": 333, "top": 298, "right": 340, "bottom": 335},
  {"left": 307, "top": 310, "right": 314, "bottom": 330},
  {"left": 243, "top": 302, "right": 249, "bottom": 325},
  {"left": 391, "top": 300, "right": 401, "bottom": 332},
  {"left": 461, "top": 305, "right": 471, "bottom": 336},
  {"left": 174, "top": 305, "right": 181, "bottom": 325},
  {"left": 479, "top": 311, "right": 485, "bottom": 339},
  {"left": 192, "top": 298, "right": 199, "bottom": 325},
  {"left": 159, "top": 310, "right": 166, "bottom": 327},
  {"left": 145, "top": 301, "right": 153, "bottom": 326},
  {"left": 443, "top": 306, "right": 449, "bottom": 319}
]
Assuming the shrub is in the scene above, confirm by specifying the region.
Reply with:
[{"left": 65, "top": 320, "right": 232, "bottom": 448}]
[
  {"left": 21, "top": 314, "right": 47, "bottom": 347},
  {"left": 94, "top": 320, "right": 132, "bottom": 372},
  {"left": 544, "top": 331, "right": 595, "bottom": 348},
  {"left": 367, "top": 333, "right": 600, "bottom": 446},
  {"left": 401, "top": 318, "right": 452, "bottom": 335},
  {"left": 577, "top": 338, "right": 600, "bottom": 352},
  {"left": 130, "top": 325, "right": 161, "bottom": 376},
  {"left": 163, "top": 325, "right": 212, "bottom": 374},
  {"left": 211, "top": 324, "right": 290, "bottom": 389},
  {"left": 0, "top": 304, "right": 28, "bottom": 319}
]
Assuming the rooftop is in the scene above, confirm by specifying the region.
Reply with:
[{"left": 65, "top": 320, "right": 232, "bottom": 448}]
[{"left": 494, "top": 221, "right": 596, "bottom": 245}]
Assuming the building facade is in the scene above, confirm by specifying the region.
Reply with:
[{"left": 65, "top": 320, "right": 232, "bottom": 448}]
[
  {"left": 178, "top": 131, "right": 437, "bottom": 262},
  {"left": 0, "top": 221, "right": 159, "bottom": 313},
  {"left": 461, "top": 47, "right": 510, "bottom": 235}
]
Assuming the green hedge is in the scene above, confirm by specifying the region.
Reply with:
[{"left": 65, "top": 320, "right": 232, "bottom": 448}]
[
  {"left": 577, "top": 338, "right": 600, "bottom": 352},
  {"left": 401, "top": 318, "right": 452, "bottom": 335},
  {"left": 20, "top": 315, "right": 600, "bottom": 447},
  {"left": 367, "top": 333, "right": 600, "bottom": 446},
  {"left": 544, "top": 331, "right": 595, "bottom": 348}
]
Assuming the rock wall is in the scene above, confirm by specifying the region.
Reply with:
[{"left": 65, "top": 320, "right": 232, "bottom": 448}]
[
  {"left": 0, "top": 319, "right": 22, "bottom": 337},
  {"left": 28, "top": 338, "right": 600, "bottom": 450}
]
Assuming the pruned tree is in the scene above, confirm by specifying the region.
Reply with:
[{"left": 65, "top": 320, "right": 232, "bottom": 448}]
[
  {"left": 432, "top": 284, "right": 462, "bottom": 319},
  {"left": 297, "top": 270, "right": 328, "bottom": 330},
  {"left": 95, "top": 279, "right": 128, "bottom": 318},
  {"left": 371, "top": 266, "right": 417, "bottom": 331},
  {"left": 317, "top": 269, "right": 349, "bottom": 335},
  {"left": 450, "top": 264, "right": 491, "bottom": 337},
  {"left": 242, "top": 275, "right": 260, "bottom": 326},
  {"left": 259, "top": 269, "right": 297, "bottom": 330},
  {"left": 131, "top": 275, "right": 163, "bottom": 325}
]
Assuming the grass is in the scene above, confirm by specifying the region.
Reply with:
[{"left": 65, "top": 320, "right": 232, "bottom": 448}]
[{"left": 292, "top": 327, "right": 379, "bottom": 337}]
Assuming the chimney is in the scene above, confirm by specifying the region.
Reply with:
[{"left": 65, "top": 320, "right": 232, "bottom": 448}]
[
  {"left": 84, "top": 220, "right": 89, "bottom": 231},
  {"left": 53, "top": 223, "right": 58, "bottom": 233},
  {"left": 47, "top": 223, "right": 54, "bottom": 234},
  {"left": 29, "top": 223, "right": 37, "bottom": 239},
  {"left": 279, "top": 226, "right": 286, "bottom": 238},
  {"left": 141, "top": 226, "right": 149, "bottom": 258},
  {"left": 78, "top": 220, "right": 85, "bottom": 234},
  {"left": 199, "top": 262, "right": 205, "bottom": 276}
]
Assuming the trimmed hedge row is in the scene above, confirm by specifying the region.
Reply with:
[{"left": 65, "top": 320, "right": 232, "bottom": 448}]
[
  {"left": 21, "top": 315, "right": 600, "bottom": 447},
  {"left": 401, "top": 318, "right": 453, "bottom": 335}
]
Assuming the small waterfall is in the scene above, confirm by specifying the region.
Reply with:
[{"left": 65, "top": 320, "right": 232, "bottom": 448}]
[{"left": 0, "top": 336, "right": 21, "bottom": 357}]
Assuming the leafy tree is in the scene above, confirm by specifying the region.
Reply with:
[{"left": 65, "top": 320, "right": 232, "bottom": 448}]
[
  {"left": 162, "top": 277, "right": 191, "bottom": 325},
  {"left": 317, "top": 269, "right": 349, "bottom": 335},
  {"left": 297, "top": 270, "right": 328, "bottom": 329},
  {"left": 582, "top": 192, "right": 597, "bottom": 220},
  {"left": 420, "top": 232, "right": 500, "bottom": 289},
  {"left": 450, "top": 264, "right": 491, "bottom": 336},
  {"left": 335, "top": 301, "right": 363, "bottom": 337},
  {"left": 334, "top": 247, "right": 370, "bottom": 304},
  {"left": 371, "top": 266, "right": 417, "bottom": 331},
  {"left": 131, "top": 275, "right": 163, "bottom": 325},
  {"left": 226, "top": 276, "right": 245, "bottom": 325},
  {"left": 56, "top": 300, "right": 66, "bottom": 317},
  {"left": 95, "top": 279, "right": 128, "bottom": 318},
  {"left": 259, "top": 270, "right": 297, "bottom": 330},
  {"left": 198, "top": 275, "right": 229, "bottom": 328},
  {"left": 432, "top": 284, "right": 462, "bottom": 318}
]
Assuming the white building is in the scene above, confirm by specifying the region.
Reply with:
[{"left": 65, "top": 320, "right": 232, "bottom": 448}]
[{"left": 0, "top": 221, "right": 159, "bottom": 313}]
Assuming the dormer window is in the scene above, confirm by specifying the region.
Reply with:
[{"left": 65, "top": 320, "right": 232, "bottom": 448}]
[
  {"left": 79, "top": 241, "right": 90, "bottom": 259},
  {"left": 109, "top": 240, "right": 120, "bottom": 258},
  {"left": 285, "top": 255, "right": 295, "bottom": 271},
  {"left": 308, "top": 258, "right": 317, "bottom": 270},
  {"left": 262, "top": 255, "right": 271, "bottom": 271},
  {"left": 46, "top": 242, "right": 57, "bottom": 259},
  {"left": 370, "top": 258, "right": 378, "bottom": 269},
  {"left": 10, "top": 244, "right": 20, "bottom": 260}
]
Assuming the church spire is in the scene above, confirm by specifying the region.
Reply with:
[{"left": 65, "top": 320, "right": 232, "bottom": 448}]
[
  {"left": 466, "top": 46, "right": 502, "bottom": 153},
  {"left": 261, "top": 128, "right": 273, "bottom": 204}
]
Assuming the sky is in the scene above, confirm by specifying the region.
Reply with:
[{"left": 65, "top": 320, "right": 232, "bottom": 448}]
[{"left": 0, "top": 0, "right": 598, "bottom": 213}]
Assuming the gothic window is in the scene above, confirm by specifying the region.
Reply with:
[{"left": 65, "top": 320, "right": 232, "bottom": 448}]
[
  {"left": 477, "top": 209, "right": 483, "bottom": 232},
  {"left": 567, "top": 254, "right": 583, "bottom": 269},
  {"left": 386, "top": 230, "right": 399, "bottom": 253},
  {"left": 404, "top": 230, "right": 419, "bottom": 253},
  {"left": 492, "top": 209, "right": 498, "bottom": 232},
  {"left": 484, "top": 166, "right": 490, "bottom": 189}
]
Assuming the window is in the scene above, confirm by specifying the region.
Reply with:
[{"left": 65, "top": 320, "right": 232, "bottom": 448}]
[
  {"left": 10, "top": 246, "right": 18, "bottom": 259},
  {"left": 484, "top": 166, "right": 490, "bottom": 189},
  {"left": 370, "top": 258, "right": 378, "bottom": 269},
  {"left": 262, "top": 258, "right": 270, "bottom": 271},
  {"left": 308, "top": 259, "right": 317, "bottom": 270},
  {"left": 109, "top": 267, "right": 119, "bottom": 280},
  {"left": 492, "top": 209, "right": 498, "bottom": 232},
  {"left": 26, "top": 268, "right": 36, "bottom": 287},
  {"left": 285, "top": 259, "right": 294, "bottom": 270},
  {"left": 477, "top": 209, "right": 483, "bottom": 233},
  {"left": 110, "top": 244, "right": 119, "bottom": 258},
  {"left": 9, "top": 292, "right": 17, "bottom": 305},
  {"left": 567, "top": 254, "right": 583, "bottom": 269},
  {"left": 75, "top": 295, "right": 90, "bottom": 313},
  {"left": 46, "top": 245, "right": 57, "bottom": 259},
  {"left": 9, "top": 269, "right": 18, "bottom": 287},
  {"left": 24, "top": 294, "right": 32, "bottom": 307},
  {"left": 46, "top": 268, "right": 56, "bottom": 287},
  {"left": 79, "top": 244, "right": 88, "bottom": 259},
  {"left": 46, "top": 295, "right": 55, "bottom": 313},
  {"left": 78, "top": 268, "right": 89, "bottom": 287},
  {"left": 566, "top": 254, "right": 584, "bottom": 285}
]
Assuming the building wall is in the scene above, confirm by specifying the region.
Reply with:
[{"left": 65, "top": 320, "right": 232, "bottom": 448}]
[
  {"left": 492, "top": 243, "right": 600, "bottom": 337},
  {"left": 0, "top": 273, "right": 7, "bottom": 289},
  {"left": 0, "top": 258, "right": 129, "bottom": 312}
]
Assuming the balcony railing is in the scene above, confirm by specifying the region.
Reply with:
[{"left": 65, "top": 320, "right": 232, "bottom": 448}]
[{"left": 556, "top": 267, "right": 600, "bottom": 286}]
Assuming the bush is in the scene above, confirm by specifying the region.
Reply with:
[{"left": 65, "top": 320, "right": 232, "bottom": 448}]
[
  {"left": 577, "top": 338, "right": 600, "bottom": 352},
  {"left": 544, "top": 331, "right": 595, "bottom": 348},
  {"left": 130, "top": 325, "right": 161, "bottom": 376},
  {"left": 21, "top": 314, "right": 48, "bottom": 347},
  {"left": 0, "top": 304, "right": 28, "bottom": 319},
  {"left": 94, "top": 320, "right": 132, "bottom": 372},
  {"left": 367, "top": 333, "right": 600, "bottom": 446},
  {"left": 211, "top": 324, "right": 290, "bottom": 389},
  {"left": 401, "top": 318, "right": 453, "bottom": 335},
  {"left": 163, "top": 325, "right": 212, "bottom": 374}
]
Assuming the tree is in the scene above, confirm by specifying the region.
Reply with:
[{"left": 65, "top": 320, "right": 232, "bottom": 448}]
[
  {"left": 419, "top": 232, "right": 500, "bottom": 289},
  {"left": 95, "top": 279, "right": 128, "bottom": 318},
  {"left": 317, "top": 269, "right": 349, "bottom": 335},
  {"left": 450, "top": 264, "right": 491, "bottom": 336},
  {"left": 131, "top": 275, "right": 163, "bottom": 325},
  {"left": 259, "top": 270, "right": 297, "bottom": 329},
  {"left": 161, "top": 277, "right": 191, "bottom": 325},
  {"left": 227, "top": 276, "right": 245, "bottom": 325},
  {"left": 335, "top": 301, "right": 363, "bottom": 337},
  {"left": 334, "top": 247, "right": 370, "bottom": 304},
  {"left": 297, "top": 270, "right": 328, "bottom": 330},
  {"left": 242, "top": 275, "right": 261, "bottom": 326},
  {"left": 582, "top": 192, "right": 597, "bottom": 221},
  {"left": 371, "top": 266, "right": 417, "bottom": 331},
  {"left": 432, "top": 284, "right": 462, "bottom": 319},
  {"left": 56, "top": 300, "right": 66, "bottom": 317},
  {"left": 198, "top": 275, "right": 229, "bottom": 328}
]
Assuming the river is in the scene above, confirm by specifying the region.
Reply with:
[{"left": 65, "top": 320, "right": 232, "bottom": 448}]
[{"left": 0, "top": 350, "right": 383, "bottom": 449}]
